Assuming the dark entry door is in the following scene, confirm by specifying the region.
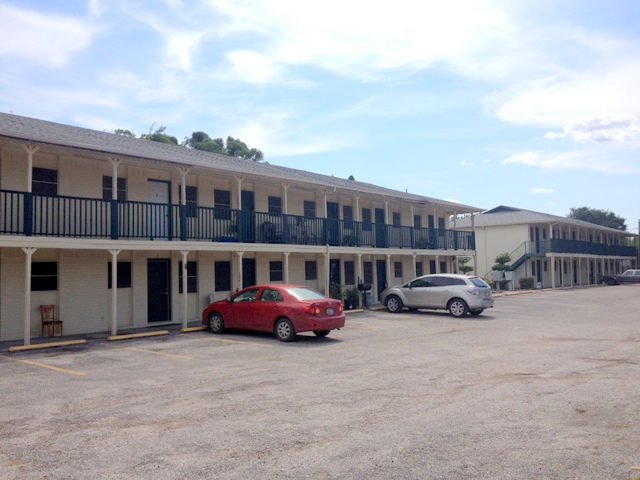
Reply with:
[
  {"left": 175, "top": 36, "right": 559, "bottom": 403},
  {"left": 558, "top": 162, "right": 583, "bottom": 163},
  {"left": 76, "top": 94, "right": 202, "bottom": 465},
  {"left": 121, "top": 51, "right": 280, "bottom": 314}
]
[
  {"left": 326, "top": 201, "right": 339, "bottom": 246},
  {"left": 242, "top": 258, "right": 256, "bottom": 288},
  {"left": 329, "top": 259, "right": 341, "bottom": 285},
  {"left": 376, "top": 259, "right": 387, "bottom": 298},
  {"left": 148, "top": 259, "right": 170, "bottom": 322},
  {"left": 239, "top": 190, "right": 255, "bottom": 242},
  {"left": 375, "top": 208, "right": 387, "bottom": 248}
]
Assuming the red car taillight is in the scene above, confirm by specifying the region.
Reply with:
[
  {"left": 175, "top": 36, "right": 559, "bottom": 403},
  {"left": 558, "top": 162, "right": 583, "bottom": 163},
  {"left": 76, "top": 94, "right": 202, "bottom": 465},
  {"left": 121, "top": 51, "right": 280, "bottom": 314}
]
[
  {"left": 304, "top": 302, "right": 343, "bottom": 316},
  {"left": 304, "top": 305, "right": 322, "bottom": 316}
]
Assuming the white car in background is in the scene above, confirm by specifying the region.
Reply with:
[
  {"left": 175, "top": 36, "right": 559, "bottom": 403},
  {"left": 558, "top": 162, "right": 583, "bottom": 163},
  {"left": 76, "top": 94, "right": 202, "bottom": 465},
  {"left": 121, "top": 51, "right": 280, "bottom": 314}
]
[{"left": 381, "top": 274, "right": 494, "bottom": 317}]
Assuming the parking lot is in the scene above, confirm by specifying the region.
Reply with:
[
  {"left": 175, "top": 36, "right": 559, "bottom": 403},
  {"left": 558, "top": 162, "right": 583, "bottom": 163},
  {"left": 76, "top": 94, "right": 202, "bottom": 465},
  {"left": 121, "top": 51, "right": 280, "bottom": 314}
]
[{"left": 1, "top": 286, "right": 640, "bottom": 479}]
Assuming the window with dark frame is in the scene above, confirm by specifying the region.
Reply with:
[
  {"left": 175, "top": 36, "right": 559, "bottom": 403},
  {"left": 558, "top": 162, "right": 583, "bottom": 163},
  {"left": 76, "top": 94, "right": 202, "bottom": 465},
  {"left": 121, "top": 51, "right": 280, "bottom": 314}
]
[
  {"left": 179, "top": 261, "right": 198, "bottom": 293},
  {"left": 304, "top": 201, "right": 316, "bottom": 218},
  {"left": 343, "top": 205, "right": 353, "bottom": 229},
  {"left": 414, "top": 215, "right": 422, "bottom": 228},
  {"left": 269, "top": 261, "right": 283, "bottom": 282},
  {"left": 344, "top": 261, "right": 355, "bottom": 285},
  {"left": 394, "top": 261, "right": 403, "bottom": 277},
  {"left": 268, "top": 196, "right": 282, "bottom": 215},
  {"left": 179, "top": 186, "right": 198, "bottom": 218},
  {"left": 32, "top": 167, "right": 57, "bottom": 195},
  {"left": 214, "top": 189, "right": 231, "bottom": 220},
  {"left": 305, "top": 261, "right": 317, "bottom": 280},
  {"left": 102, "top": 176, "right": 127, "bottom": 201},
  {"left": 416, "top": 261, "right": 423, "bottom": 277},
  {"left": 215, "top": 261, "right": 231, "bottom": 291},
  {"left": 31, "top": 261, "right": 58, "bottom": 291},
  {"left": 108, "top": 262, "right": 132, "bottom": 289},
  {"left": 392, "top": 212, "right": 401, "bottom": 227}
]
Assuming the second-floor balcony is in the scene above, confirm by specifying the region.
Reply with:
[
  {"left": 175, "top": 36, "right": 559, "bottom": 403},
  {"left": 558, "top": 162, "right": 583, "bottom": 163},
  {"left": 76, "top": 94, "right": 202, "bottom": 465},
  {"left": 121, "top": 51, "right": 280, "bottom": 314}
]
[
  {"left": 0, "top": 190, "right": 475, "bottom": 251},
  {"left": 513, "top": 239, "right": 636, "bottom": 264}
]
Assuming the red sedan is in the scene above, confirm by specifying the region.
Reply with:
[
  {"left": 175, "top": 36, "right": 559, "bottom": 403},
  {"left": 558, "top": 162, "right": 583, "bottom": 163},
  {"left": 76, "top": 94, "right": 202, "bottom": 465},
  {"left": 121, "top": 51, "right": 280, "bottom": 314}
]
[{"left": 201, "top": 284, "right": 345, "bottom": 342}]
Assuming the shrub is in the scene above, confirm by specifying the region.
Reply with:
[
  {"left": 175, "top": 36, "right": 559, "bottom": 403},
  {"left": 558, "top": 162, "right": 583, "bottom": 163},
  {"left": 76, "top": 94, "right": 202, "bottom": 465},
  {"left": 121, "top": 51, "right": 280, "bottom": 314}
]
[{"left": 519, "top": 277, "right": 535, "bottom": 290}]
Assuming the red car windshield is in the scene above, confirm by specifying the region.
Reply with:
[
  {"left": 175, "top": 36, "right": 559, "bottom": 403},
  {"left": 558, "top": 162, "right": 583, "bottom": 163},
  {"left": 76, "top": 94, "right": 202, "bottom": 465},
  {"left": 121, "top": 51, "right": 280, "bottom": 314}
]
[{"left": 286, "top": 287, "right": 326, "bottom": 301}]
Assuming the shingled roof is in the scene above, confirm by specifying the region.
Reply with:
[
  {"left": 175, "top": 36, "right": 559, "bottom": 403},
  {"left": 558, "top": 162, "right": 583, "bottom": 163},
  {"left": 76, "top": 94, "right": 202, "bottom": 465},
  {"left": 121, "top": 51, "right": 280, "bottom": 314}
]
[
  {"left": 457, "top": 205, "right": 633, "bottom": 235},
  {"left": 0, "top": 112, "right": 481, "bottom": 213}
]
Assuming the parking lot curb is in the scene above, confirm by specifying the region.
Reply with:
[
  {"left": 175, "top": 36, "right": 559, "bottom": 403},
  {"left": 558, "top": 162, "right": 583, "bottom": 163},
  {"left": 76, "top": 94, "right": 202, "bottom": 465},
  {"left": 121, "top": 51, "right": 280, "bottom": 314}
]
[
  {"left": 181, "top": 326, "right": 207, "bottom": 332},
  {"left": 106, "top": 330, "right": 169, "bottom": 341},
  {"left": 8, "top": 339, "right": 87, "bottom": 352}
]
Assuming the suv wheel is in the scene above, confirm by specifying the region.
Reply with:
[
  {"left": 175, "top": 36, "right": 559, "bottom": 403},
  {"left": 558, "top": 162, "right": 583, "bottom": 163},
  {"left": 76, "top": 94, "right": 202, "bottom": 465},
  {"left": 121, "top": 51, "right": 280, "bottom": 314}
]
[
  {"left": 448, "top": 298, "right": 469, "bottom": 317},
  {"left": 386, "top": 295, "right": 403, "bottom": 313}
]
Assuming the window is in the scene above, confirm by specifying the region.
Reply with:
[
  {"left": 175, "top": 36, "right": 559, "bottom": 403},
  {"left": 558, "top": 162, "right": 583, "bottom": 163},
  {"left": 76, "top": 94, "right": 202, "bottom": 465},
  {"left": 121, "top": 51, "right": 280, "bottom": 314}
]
[
  {"left": 429, "top": 260, "right": 436, "bottom": 274},
  {"left": 32, "top": 167, "right": 57, "bottom": 195},
  {"left": 438, "top": 217, "right": 445, "bottom": 230},
  {"left": 31, "top": 261, "right": 57, "bottom": 291},
  {"left": 260, "top": 289, "right": 283, "bottom": 301},
  {"left": 344, "top": 261, "right": 355, "bottom": 285},
  {"left": 362, "top": 208, "right": 372, "bottom": 231},
  {"left": 305, "top": 261, "right": 317, "bottom": 280},
  {"left": 108, "top": 262, "right": 132, "bottom": 289},
  {"left": 343, "top": 205, "right": 353, "bottom": 229},
  {"left": 215, "top": 261, "right": 231, "bottom": 291},
  {"left": 268, "top": 196, "right": 282, "bottom": 215},
  {"left": 214, "top": 189, "right": 231, "bottom": 220},
  {"left": 394, "top": 261, "right": 403, "bottom": 278},
  {"left": 392, "top": 212, "right": 401, "bottom": 227},
  {"left": 414, "top": 215, "right": 422, "bottom": 228},
  {"left": 269, "top": 261, "right": 283, "bottom": 282},
  {"left": 304, "top": 200, "right": 316, "bottom": 218},
  {"left": 543, "top": 261, "right": 548, "bottom": 272},
  {"left": 416, "top": 261, "right": 423, "bottom": 277},
  {"left": 102, "top": 176, "right": 127, "bottom": 201},
  {"left": 179, "top": 261, "right": 197, "bottom": 293},
  {"left": 179, "top": 186, "right": 198, "bottom": 218}
]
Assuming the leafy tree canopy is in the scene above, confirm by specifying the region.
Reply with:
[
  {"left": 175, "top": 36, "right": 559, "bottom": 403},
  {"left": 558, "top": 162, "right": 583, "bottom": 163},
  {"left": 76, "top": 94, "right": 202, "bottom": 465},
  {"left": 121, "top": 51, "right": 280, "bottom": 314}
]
[
  {"left": 567, "top": 206, "right": 627, "bottom": 231},
  {"left": 114, "top": 126, "right": 264, "bottom": 161}
]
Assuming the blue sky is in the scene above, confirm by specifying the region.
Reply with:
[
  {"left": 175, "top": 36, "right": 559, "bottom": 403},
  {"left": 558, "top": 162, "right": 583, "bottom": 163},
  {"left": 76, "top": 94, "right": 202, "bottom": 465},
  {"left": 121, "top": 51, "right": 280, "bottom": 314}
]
[{"left": 1, "top": 0, "right": 639, "bottom": 231}]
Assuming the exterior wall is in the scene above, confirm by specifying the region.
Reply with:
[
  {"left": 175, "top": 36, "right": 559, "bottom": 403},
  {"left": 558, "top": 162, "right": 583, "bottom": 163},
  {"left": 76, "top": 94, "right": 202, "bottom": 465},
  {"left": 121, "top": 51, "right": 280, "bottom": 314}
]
[{"left": 474, "top": 224, "right": 529, "bottom": 278}]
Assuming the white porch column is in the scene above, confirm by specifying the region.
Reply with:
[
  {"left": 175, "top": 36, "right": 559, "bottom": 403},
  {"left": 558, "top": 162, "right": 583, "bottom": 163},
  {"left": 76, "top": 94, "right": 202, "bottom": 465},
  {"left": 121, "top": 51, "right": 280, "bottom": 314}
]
[
  {"left": 235, "top": 251, "right": 244, "bottom": 291},
  {"left": 22, "top": 144, "right": 39, "bottom": 191},
  {"left": 412, "top": 252, "right": 417, "bottom": 278},
  {"left": 181, "top": 250, "right": 189, "bottom": 329},
  {"left": 551, "top": 254, "right": 556, "bottom": 289},
  {"left": 22, "top": 247, "right": 37, "bottom": 345},
  {"left": 356, "top": 253, "right": 363, "bottom": 284},
  {"left": 386, "top": 254, "right": 391, "bottom": 288},
  {"left": 384, "top": 200, "right": 389, "bottom": 224},
  {"left": 283, "top": 252, "right": 290, "bottom": 284},
  {"left": 235, "top": 176, "right": 244, "bottom": 209},
  {"left": 110, "top": 249, "right": 121, "bottom": 336},
  {"left": 435, "top": 255, "right": 440, "bottom": 273},
  {"left": 282, "top": 183, "right": 290, "bottom": 214},
  {"left": 578, "top": 258, "right": 583, "bottom": 286},
  {"left": 324, "top": 246, "right": 330, "bottom": 297},
  {"left": 108, "top": 158, "right": 122, "bottom": 200},
  {"left": 178, "top": 168, "right": 190, "bottom": 205},
  {"left": 354, "top": 195, "right": 361, "bottom": 221}
]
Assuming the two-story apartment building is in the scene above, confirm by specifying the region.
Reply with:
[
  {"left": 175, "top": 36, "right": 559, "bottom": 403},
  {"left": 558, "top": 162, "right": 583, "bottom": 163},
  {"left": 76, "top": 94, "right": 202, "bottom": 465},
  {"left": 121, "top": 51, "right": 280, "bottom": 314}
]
[
  {"left": 0, "top": 113, "right": 481, "bottom": 344},
  {"left": 456, "top": 206, "right": 637, "bottom": 289}
]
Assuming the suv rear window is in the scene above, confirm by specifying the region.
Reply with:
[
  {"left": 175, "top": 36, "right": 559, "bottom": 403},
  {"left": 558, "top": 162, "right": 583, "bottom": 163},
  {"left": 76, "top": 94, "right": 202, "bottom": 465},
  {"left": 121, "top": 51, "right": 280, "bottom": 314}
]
[{"left": 469, "top": 277, "right": 489, "bottom": 287}]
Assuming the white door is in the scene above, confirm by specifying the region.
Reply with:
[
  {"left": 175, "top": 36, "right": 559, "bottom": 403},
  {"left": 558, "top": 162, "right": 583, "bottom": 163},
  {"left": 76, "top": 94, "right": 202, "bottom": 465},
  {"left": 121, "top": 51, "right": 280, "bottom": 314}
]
[{"left": 148, "top": 180, "right": 170, "bottom": 239}]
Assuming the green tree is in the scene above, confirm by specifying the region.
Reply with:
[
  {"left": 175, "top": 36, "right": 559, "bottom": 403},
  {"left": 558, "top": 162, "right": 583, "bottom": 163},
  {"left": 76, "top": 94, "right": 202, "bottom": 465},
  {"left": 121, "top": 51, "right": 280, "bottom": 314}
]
[
  {"left": 567, "top": 207, "right": 627, "bottom": 231},
  {"left": 185, "top": 132, "right": 264, "bottom": 161},
  {"left": 457, "top": 257, "right": 473, "bottom": 275},
  {"left": 492, "top": 253, "right": 512, "bottom": 273},
  {"left": 114, "top": 128, "right": 135, "bottom": 137},
  {"left": 141, "top": 125, "right": 178, "bottom": 145}
]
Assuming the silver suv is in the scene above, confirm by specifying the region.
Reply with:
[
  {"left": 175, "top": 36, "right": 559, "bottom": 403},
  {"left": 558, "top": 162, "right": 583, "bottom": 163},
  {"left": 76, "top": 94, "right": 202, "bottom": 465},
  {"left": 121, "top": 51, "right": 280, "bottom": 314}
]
[{"left": 381, "top": 274, "right": 494, "bottom": 317}]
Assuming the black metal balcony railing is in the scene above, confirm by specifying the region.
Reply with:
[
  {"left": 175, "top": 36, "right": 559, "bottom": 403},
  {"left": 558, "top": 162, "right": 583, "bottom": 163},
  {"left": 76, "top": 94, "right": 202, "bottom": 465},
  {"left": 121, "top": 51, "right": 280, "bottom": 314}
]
[
  {"left": 0, "top": 190, "right": 478, "bottom": 250},
  {"left": 510, "top": 239, "right": 636, "bottom": 267}
]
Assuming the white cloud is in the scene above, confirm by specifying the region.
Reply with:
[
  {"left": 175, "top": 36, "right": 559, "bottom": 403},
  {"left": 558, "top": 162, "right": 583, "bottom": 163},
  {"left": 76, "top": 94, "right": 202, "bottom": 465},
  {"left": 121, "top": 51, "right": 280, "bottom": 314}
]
[
  {"left": 502, "top": 151, "right": 539, "bottom": 166},
  {"left": 545, "top": 113, "right": 639, "bottom": 143},
  {"left": 0, "top": 5, "right": 99, "bottom": 67},
  {"left": 531, "top": 187, "right": 554, "bottom": 194},
  {"left": 460, "top": 161, "right": 472, "bottom": 166}
]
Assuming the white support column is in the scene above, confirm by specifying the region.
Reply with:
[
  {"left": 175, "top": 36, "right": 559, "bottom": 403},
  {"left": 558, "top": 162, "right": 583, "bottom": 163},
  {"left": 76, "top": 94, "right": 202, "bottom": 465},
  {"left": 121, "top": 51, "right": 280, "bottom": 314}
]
[
  {"left": 551, "top": 254, "right": 556, "bottom": 289},
  {"left": 181, "top": 250, "right": 189, "bottom": 329},
  {"left": 22, "top": 144, "right": 40, "bottom": 192},
  {"left": 235, "top": 176, "right": 244, "bottom": 209},
  {"left": 110, "top": 249, "right": 121, "bottom": 335},
  {"left": 385, "top": 254, "right": 391, "bottom": 288},
  {"left": 384, "top": 200, "right": 389, "bottom": 225},
  {"left": 412, "top": 252, "right": 417, "bottom": 278},
  {"left": 354, "top": 195, "right": 361, "bottom": 221},
  {"left": 356, "top": 253, "right": 363, "bottom": 284},
  {"left": 109, "top": 157, "right": 122, "bottom": 200},
  {"left": 283, "top": 252, "right": 290, "bottom": 284},
  {"left": 324, "top": 246, "right": 330, "bottom": 297},
  {"left": 235, "top": 251, "right": 244, "bottom": 291},
  {"left": 178, "top": 168, "right": 190, "bottom": 205},
  {"left": 22, "top": 247, "right": 37, "bottom": 345},
  {"left": 282, "top": 183, "right": 290, "bottom": 214},
  {"left": 578, "top": 258, "right": 583, "bottom": 286},
  {"left": 435, "top": 255, "right": 440, "bottom": 273}
]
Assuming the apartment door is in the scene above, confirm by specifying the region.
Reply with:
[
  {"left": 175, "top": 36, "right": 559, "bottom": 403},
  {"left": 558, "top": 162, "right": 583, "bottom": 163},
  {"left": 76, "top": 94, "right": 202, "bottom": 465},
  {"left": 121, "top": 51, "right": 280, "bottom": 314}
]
[
  {"left": 375, "top": 208, "right": 387, "bottom": 248},
  {"left": 148, "top": 180, "right": 170, "bottom": 239},
  {"left": 242, "top": 258, "right": 256, "bottom": 288},
  {"left": 329, "top": 259, "right": 341, "bottom": 286},
  {"left": 148, "top": 259, "right": 170, "bottom": 323},
  {"left": 239, "top": 190, "right": 255, "bottom": 242},
  {"left": 326, "top": 201, "right": 340, "bottom": 246},
  {"left": 376, "top": 259, "right": 387, "bottom": 298}
]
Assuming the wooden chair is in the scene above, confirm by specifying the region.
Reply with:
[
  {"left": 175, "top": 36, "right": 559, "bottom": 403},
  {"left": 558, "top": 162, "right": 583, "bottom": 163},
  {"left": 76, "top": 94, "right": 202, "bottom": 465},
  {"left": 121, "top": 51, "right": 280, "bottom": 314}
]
[{"left": 40, "top": 304, "right": 63, "bottom": 337}]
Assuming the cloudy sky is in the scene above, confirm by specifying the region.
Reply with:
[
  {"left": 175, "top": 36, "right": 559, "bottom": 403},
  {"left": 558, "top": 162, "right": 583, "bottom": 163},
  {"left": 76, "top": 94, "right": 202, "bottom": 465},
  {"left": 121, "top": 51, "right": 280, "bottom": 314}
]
[{"left": 1, "top": 0, "right": 639, "bottom": 231}]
